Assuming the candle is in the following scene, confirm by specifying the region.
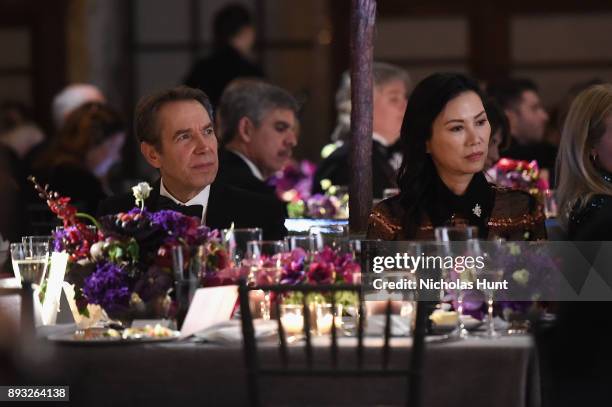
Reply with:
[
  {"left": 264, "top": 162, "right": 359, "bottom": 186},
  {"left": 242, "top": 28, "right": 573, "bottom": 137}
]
[
  {"left": 281, "top": 313, "right": 304, "bottom": 334},
  {"left": 315, "top": 304, "right": 343, "bottom": 335}
]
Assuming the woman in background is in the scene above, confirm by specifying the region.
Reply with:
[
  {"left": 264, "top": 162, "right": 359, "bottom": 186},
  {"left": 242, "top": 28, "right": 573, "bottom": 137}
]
[
  {"left": 367, "top": 73, "right": 546, "bottom": 240},
  {"left": 556, "top": 83, "right": 612, "bottom": 240},
  {"left": 32, "top": 102, "right": 125, "bottom": 214}
]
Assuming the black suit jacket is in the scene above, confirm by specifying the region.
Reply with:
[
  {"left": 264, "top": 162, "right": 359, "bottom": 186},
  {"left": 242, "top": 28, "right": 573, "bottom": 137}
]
[
  {"left": 312, "top": 140, "right": 398, "bottom": 199},
  {"left": 217, "top": 149, "right": 289, "bottom": 217},
  {"left": 97, "top": 180, "right": 287, "bottom": 240}
]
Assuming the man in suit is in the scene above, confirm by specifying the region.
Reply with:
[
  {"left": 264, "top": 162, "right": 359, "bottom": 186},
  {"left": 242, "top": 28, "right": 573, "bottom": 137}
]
[
  {"left": 486, "top": 78, "right": 555, "bottom": 180},
  {"left": 215, "top": 80, "right": 299, "bottom": 201},
  {"left": 98, "top": 86, "right": 286, "bottom": 239},
  {"left": 313, "top": 62, "right": 410, "bottom": 199}
]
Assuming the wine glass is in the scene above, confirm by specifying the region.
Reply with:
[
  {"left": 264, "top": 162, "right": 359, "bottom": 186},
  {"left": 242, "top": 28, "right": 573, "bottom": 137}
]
[
  {"left": 434, "top": 226, "right": 479, "bottom": 339},
  {"left": 246, "top": 240, "right": 287, "bottom": 320},
  {"left": 221, "top": 228, "right": 262, "bottom": 268},
  {"left": 476, "top": 239, "right": 505, "bottom": 338}
]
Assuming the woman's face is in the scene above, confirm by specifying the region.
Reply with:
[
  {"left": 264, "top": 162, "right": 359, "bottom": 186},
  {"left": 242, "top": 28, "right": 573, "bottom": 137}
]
[
  {"left": 485, "top": 129, "right": 502, "bottom": 169},
  {"left": 592, "top": 114, "right": 612, "bottom": 173},
  {"left": 427, "top": 91, "right": 491, "bottom": 178}
]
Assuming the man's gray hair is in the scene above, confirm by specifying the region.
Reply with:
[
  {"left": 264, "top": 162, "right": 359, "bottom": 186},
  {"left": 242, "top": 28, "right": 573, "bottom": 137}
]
[
  {"left": 332, "top": 62, "right": 410, "bottom": 141},
  {"left": 217, "top": 79, "right": 299, "bottom": 144}
]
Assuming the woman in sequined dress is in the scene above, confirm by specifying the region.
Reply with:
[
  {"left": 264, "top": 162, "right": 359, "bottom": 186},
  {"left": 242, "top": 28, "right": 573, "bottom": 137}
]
[{"left": 367, "top": 73, "right": 546, "bottom": 241}]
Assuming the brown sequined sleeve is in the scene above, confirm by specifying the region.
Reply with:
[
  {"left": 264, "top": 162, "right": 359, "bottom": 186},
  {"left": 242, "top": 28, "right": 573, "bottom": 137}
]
[
  {"left": 366, "top": 200, "right": 403, "bottom": 241},
  {"left": 489, "top": 187, "right": 548, "bottom": 241}
]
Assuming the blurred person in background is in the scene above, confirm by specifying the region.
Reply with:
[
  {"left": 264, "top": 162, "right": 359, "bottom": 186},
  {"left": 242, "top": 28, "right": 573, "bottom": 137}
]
[
  {"left": 52, "top": 83, "right": 106, "bottom": 130},
  {"left": 484, "top": 98, "right": 511, "bottom": 171},
  {"left": 216, "top": 79, "right": 299, "bottom": 196},
  {"left": 487, "top": 78, "right": 554, "bottom": 179},
  {"left": 184, "top": 4, "right": 264, "bottom": 106},
  {"left": 31, "top": 102, "right": 125, "bottom": 214},
  {"left": 556, "top": 83, "right": 612, "bottom": 240},
  {"left": 0, "top": 101, "right": 45, "bottom": 183},
  {"left": 313, "top": 62, "right": 410, "bottom": 199},
  {"left": 546, "top": 78, "right": 605, "bottom": 149},
  {"left": 23, "top": 83, "right": 106, "bottom": 172}
]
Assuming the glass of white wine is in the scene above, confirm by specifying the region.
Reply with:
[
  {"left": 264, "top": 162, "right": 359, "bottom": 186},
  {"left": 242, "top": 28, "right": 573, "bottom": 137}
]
[{"left": 10, "top": 242, "right": 50, "bottom": 287}]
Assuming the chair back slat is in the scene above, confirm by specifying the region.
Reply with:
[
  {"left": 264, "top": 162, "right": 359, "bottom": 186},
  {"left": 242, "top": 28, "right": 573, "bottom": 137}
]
[
  {"left": 238, "top": 281, "right": 261, "bottom": 407},
  {"left": 382, "top": 299, "right": 392, "bottom": 369},
  {"left": 407, "top": 300, "right": 430, "bottom": 407},
  {"left": 301, "top": 294, "right": 313, "bottom": 368},
  {"left": 357, "top": 291, "right": 364, "bottom": 369},
  {"left": 330, "top": 291, "right": 338, "bottom": 368},
  {"left": 273, "top": 297, "right": 288, "bottom": 367}
]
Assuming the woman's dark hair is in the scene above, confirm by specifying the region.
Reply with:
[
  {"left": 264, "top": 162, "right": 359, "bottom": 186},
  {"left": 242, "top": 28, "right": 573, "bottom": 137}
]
[
  {"left": 485, "top": 98, "right": 510, "bottom": 152},
  {"left": 213, "top": 4, "right": 252, "bottom": 48},
  {"left": 396, "top": 72, "right": 487, "bottom": 235}
]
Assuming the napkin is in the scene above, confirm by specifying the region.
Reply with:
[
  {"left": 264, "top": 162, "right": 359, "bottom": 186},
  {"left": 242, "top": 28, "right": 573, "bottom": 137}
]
[
  {"left": 193, "top": 319, "right": 277, "bottom": 344},
  {"left": 365, "top": 315, "right": 412, "bottom": 336}
]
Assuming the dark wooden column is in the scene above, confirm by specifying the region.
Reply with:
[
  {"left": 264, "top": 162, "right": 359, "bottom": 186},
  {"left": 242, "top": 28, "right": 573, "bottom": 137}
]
[{"left": 349, "top": 0, "right": 376, "bottom": 234}]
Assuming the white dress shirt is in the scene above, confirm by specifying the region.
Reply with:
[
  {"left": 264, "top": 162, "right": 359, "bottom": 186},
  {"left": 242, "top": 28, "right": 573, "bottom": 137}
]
[{"left": 160, "top": 179, "right": 210, "bottom": 224}]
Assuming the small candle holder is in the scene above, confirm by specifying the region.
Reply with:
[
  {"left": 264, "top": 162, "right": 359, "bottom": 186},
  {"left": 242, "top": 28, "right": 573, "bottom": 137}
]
[
  {"left": 314, "top": 303, "right": 343, "bottom": 336},
  {"left": 280, "top": 304, "right": 304, "bottom": 336}
]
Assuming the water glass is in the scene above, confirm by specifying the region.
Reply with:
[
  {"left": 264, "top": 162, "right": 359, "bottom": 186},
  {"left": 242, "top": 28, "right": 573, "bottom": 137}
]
[
  {"left": 309, "top": 224, "right": 349, "bottom": 251},
  {"left": 285, "top": 235, "right": 315, "bottom": 253},
  {"left": 543, "top": 189, "right": 558, "bottom": 219},
  {"left": 246, "top": 240, "right": 286, "bottom": 320}
]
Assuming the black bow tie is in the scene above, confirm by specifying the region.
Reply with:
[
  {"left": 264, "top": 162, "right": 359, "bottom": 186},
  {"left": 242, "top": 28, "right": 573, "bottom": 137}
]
[{"left": 157, "top": 196, "right": 204, "bottom": 220}]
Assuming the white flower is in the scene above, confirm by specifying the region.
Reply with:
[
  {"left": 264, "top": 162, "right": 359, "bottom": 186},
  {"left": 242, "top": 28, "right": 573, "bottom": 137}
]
[{"left": 132, "top": 182, "right": 152, "bottom": 209}]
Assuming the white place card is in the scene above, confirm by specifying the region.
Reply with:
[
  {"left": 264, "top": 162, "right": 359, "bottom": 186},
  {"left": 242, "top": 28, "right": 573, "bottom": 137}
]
[
  {"left": 41, "top": 252, "right": 69, "bottom": 326},
  {"left": 180, "top": 285, "right": 238, "bottom": 338}
]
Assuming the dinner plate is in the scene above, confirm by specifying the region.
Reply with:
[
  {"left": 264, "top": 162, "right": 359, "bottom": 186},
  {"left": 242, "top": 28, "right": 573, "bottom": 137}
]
[{"left": 47, "top": 330, "right": 180, "bottom": 345}]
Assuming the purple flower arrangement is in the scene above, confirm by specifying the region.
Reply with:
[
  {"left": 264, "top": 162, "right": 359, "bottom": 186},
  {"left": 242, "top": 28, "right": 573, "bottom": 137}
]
[
  {"left": 33, "top": 179, "right": 227, "bottom": 319},
  {"left": 268, "top": 160, "right": 348, "bottom": 219}
]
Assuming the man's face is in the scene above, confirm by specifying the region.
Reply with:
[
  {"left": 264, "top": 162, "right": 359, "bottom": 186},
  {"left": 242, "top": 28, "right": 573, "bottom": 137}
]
[
  {"left": 509, "top": 90, "right": 549, "bottom": 144},
  {"left": 373, "top": 79, "right": 408, "bottom": 144},
  {"left": 246, "top": 108, "right": 297, "bottom": 178},
  {"left": 141, "top": 100, "right": 218, "bottom": 200}
]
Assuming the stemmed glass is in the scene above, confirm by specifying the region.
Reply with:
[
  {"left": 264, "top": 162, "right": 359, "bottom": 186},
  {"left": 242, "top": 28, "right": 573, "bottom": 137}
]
[
  {"left": 476, "top": 239, "right": 505, "bottom": 338},
  {"left": 245, "top": 240, "right": 287, "bottom": 320},
  {"left": 221, "top": 228, "right": 262, "bottom": 268},
  {"left": 434, "top": 226, "right": 479, "bottom": 339}
]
